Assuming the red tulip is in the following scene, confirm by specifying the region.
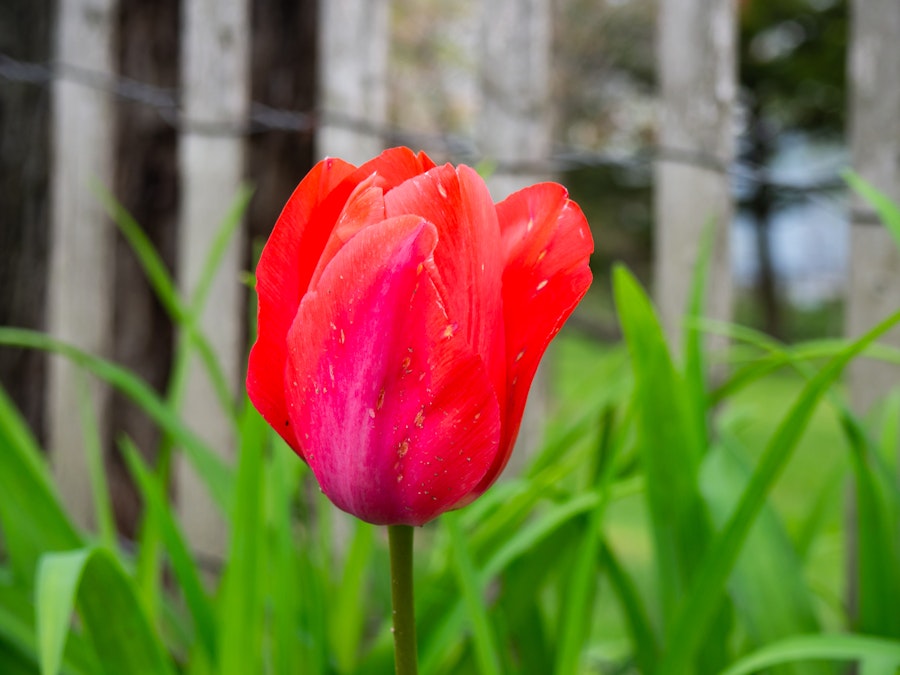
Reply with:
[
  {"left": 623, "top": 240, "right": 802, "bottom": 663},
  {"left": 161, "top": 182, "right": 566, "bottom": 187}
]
[{"left": 247, "top": 147, "right": 592, "bottom": 526}]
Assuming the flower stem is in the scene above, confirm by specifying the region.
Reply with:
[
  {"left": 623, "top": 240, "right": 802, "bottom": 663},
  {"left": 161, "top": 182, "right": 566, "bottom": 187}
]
[{"left": 388, "top": 524, "right": 418, "bottom": 675}]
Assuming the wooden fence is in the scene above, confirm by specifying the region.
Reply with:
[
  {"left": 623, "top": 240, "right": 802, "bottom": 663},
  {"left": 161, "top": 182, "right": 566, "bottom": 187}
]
[{"left": 1, "top": 0, "right": 897, "bottom": 558}]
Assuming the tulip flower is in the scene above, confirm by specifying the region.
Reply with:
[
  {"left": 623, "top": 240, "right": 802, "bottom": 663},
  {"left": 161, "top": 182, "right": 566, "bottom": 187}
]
[{"left": 247, "top": 147, "right": 592, "bottom": 526}]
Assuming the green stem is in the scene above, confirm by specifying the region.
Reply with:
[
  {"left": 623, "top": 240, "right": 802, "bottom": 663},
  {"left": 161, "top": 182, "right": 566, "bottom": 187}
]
[{"left": 388, "top": 525, "right": 418, "bottom": 675}]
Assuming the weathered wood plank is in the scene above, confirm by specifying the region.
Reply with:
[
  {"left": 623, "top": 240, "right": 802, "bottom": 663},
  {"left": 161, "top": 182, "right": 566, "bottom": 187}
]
[
  {"left": 46, "top": 0, "right": 118, "bottom": 529},
  {"left": 176, "top": 0, "right": 250, "bottom": 560},
  {"left": 846, "top": 0, "right": 900, "bottom": 414},
  {"left": 317, "top": 0, "right": 389, "bottom": 163},
  {"left": 653, "top": 0, "right": 736, "bottom": 347},
  {"left": 478, "top": 0, "right": 553, "bottom": 469}
]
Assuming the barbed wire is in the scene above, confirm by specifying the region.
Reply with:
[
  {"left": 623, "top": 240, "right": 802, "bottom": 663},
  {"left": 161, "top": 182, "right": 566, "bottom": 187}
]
[{"left": 1, "top": 51, "right": 851, "bottom": 203}]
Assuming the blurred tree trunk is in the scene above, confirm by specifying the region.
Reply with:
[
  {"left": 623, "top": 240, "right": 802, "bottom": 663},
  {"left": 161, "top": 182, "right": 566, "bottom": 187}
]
[
  {"left": 745, "top": 103, "right": 782, "bottom": 339},
  {"left": 110, "top": 0, "right": 180, "bottom": 538},
  {"left": 654, "top": 0, "right": 736, "bottom": 350},
  {"left": 0, "top": 0, "right": 53, "bottom": 443}
]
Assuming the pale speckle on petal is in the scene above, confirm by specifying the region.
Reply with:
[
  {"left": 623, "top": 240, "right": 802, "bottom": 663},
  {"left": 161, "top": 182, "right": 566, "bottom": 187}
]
[
  {"left": 437, "top": 182, "right": 448, "bottom": 199},
  {"left": 515, "top": 349, "right": 525, "bottom": 362},
  {"left": 398, "top": 439, "right": 410, "bottom": 458},
  {"left": 537, "top": 250, "right": 547, "bottom": 262},
  {"left": 536, "top": 279, "right": 549, "bottom": 291},
  {"left": 368, "top": 408, "right": 376, "bottom": 419},
  {"left": 414, "top": 407, "right": 425, "bottom": 428}
]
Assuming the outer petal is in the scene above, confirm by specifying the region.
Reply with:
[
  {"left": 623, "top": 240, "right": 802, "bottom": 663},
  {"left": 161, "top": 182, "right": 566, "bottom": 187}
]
[
  {"left": 351, "top": 146, "right": 437, "bottom": 190},
  {"left": 472, "top": 183, "right": 593, "bottom": 496},
  {"left": 247, "top": 157, "right": 359, "bottom": 452},
  {"left": 285, "top": 215, "right": 502, "bottom": 526},
  {"left": 383, "top": 164, "right": 507, "bottom": 416}
]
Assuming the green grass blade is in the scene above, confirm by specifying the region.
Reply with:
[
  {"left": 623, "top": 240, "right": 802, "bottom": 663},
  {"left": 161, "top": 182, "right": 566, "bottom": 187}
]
[
  {"left": 599, "top": 538, "right": 659, "bottom": 674},
  {"left": 73, "top": 373, "right": 116, "bottom": 550},
  {"left": 719, "top": 634, "right": 900, "bottom": 675},
  {"left": 0, "top": 387, "right": 82, "bottom": 583},
  {"left": 264, "top": 441, "right": 307, "bottom": 675},
  {"left": 554, "top": 407, "right": 619, "bottom": 674},
  {"left": 701, "top": 439, "right": 825, "bottom": 675},
  {"left": 658, "top": 305, "right": 900, "bottom": 675},
  {"left": 217, "top": 402, "right": 268, "bottom": 675},
  {"left": 844, "top": 171, "right": 900, "bottom": 251},
  {"left": 93, "top": 184, "right": 239, "bottom": 425},
  {"left": 119, "top": 436, "right": 218, "bottom": 664},
  {"left": 0, "top": 328, "right": 233, "bottom": 514},
  {"left": 329, "top": 521, "right": 375, "bottom": 673},
  {"left": 683, "top": 218, "right": 717, "bottom": 445},
  {"left": 444, "top": 512, "right": 504, "bottom": 675},
  {"left": 36, "top": 547, "right": 176, "bottom": 675},
  {"left": 842, "top": 412, "right": 900, "bottom": 638},
  {"left": 612, "top": 265, "right": 711, "bottom": 624}
]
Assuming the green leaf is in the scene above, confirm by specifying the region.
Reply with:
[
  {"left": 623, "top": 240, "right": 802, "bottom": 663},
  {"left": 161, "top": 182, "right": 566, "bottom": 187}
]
[
  {"left": 0, "top": 328, "right": 233, "bottom": 515},
  {"left": 843, "top": 170, "right": 900, "bottom": 252},
  {"left": 445, "top": 513, "right": 505, "bottom": 675},
  {"left": 0, "top": 387, "right": 82, "bottom": 583},
  {"left": 119, "top": 437, "right": 217, "bottom": 665},
  {"left": 701, "top": 439, "right": 825, "bottom": 675},
  {"left": 554, "top": 407, "right": 620, "bottom": 674},
  {"left": 612, "top": 265, "right": 712, "bottom": 625},
  {"left": 657, "top": 304, "right": 900, "bottom": 675},
  {"left": 217, "top": 402, "right": 269, "bottom": 675},
  {"left": 36, "top": 547, "right": 175, "bottom": 675},
  {"left": 329, "top": 521, "right": 375, "bottom": 673},
  {"left": 719, "top": 634, "right": 900, "bottom": 675}
]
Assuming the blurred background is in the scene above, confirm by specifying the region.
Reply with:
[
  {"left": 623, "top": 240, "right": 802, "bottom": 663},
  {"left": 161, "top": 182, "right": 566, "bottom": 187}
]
[{"left": 0, "top": 0, "right": 896, "bottom": 544}]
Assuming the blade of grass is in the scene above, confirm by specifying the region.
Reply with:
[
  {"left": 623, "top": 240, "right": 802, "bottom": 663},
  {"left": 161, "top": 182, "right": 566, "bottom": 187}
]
[
  {"left": 701, "top": 438, "right": 825, "bottom": 675},
  {"left": 0, "top": 387, "right": 82, "bottom": 583},
  {"left": 329, "top": 521, "right": 375, "bottom": 673},
  {"left": 719, "top": 633, "right": 900, "bottom": 675},
  {"left": 657, "top": 305, "right": 900, "bottom": 675},
  {"left": 218, "top": 402, "right": 268, "bottom": 675},
  {"left": 36, "top": 547, "right": 176, "bottom": 675},
  {"left": 264, "top": 439, "right": 307, "bottom": 675},
  {"left": 0, "top": 328, "right": 233, "bottom": 514},
  {"left": 444, "top": 512, "right": 504, "bottom": 675},
  {"left": 599, "top": 538, "right": 659, "bottom": 674},
  {"left": 613, "top": 265, "right": 712, "bottom": 625},
  {"left": 843, "top": 171, "right": 900, "bottom": 250},
  {"left": 119, "top": 436, "right": 218, "bottom": 665},
  {"left": 554, "top": 407, "right": 619, "bottom": 674},
  {"left": 73, "top": 372, "right": 116, "bottom": 550}
]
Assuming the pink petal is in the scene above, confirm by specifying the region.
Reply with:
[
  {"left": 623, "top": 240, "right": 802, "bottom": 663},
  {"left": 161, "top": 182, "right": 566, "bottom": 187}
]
[
  {"left": 246, "top": 157, "right": 358, "bottom": 453},
  {"left": 474, "top": 183, "right": 593, "bottom": 495},
  {"left": 285, "top": 215, "right": 501, "bottom": 526},
  {"left": 383, "top": 164, "right": 507, "bottom": 417}
]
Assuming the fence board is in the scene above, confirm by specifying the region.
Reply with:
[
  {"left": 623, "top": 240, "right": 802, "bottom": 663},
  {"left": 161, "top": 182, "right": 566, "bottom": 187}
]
[
  {"left": 478, "top": 0, "right": 553, "bottom": 469},
  {"left": 47, "top": 0, "right": 118, "bottom": 529},
  {"left": 653, "top": 0, "right": 736, "bottom": 347},
  {"left": 317, "top": 0, "right": 389, "bottom": 163},
  {"left": 176, "top": 0, "right": 250, "bottom": 560},
  {"left": 846, "top": 0, "right": 900, "bottom": 414}
]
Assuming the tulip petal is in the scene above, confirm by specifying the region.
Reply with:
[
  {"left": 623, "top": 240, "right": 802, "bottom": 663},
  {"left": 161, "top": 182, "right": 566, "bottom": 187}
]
[
  {"left": 247, "top": 156, "right": 359, "bottom": 452},
  {"left": 352, "top": 146, "right": 437, "bottom": 190},
  {"left": 383, "top": 164, "right": 507, "bottom": 415},
  {"left": 474, "top": 183, "right": 593, "bottom": 494},
  {"left": 285, "top": 215, "right": 502, "bottom": 526}
]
